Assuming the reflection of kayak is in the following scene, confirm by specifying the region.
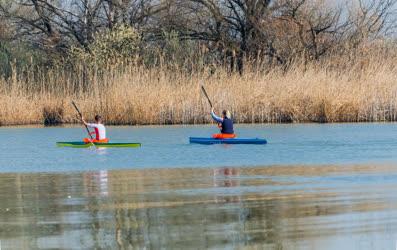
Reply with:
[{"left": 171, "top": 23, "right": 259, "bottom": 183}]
[
  {"left": 56, "top": 142, "right": 141, "bottom": 148},
  {"left": 189, "top": 137, "right": 267, "bottom": 145}
]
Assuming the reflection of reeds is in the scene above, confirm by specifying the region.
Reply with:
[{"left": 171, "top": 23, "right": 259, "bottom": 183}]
[
  {"left": 2, "top": 165, "right": 397, "bottom": 248},
  {"left": 2, "top": 55, "right": 397, "bottom": 125}
]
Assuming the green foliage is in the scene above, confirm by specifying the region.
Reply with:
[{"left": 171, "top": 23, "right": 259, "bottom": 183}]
[{"left": 69, "top": 25, "right": 140, "bottom": 66}]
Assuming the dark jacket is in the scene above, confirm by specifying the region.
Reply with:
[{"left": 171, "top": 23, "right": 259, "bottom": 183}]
[{"left": 221, "top": 118, "right": 234, "bottom": 134}]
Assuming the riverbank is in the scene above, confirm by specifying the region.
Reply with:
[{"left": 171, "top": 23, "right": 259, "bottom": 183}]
[{"left": 2, "top": 60, "right": 397, "bottom": 126}]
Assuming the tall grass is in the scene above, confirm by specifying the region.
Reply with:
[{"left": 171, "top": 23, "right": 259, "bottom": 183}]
[{"left": 2, "top": 48, "right": 397, "bottom": 126}]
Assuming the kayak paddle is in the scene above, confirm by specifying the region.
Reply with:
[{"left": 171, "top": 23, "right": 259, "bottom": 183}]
[
  {"left": 71, "top": 101, "right": 96, "bottom": 148},
  {"left": 201, "top": 85, "right": 213, "bottom": 108}
]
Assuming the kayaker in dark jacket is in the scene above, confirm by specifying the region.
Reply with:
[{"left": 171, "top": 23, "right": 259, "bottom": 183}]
[{"left": 211, "top": 108, "right": 236, "bottom": 139}]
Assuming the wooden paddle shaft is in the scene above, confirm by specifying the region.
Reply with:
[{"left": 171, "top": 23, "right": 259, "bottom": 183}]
[
  {"left": 71, "top": 101, "right": 94, "bottom": 140},
  {"left": 201, "top": 86, "right": 213, "bottom": 108}
]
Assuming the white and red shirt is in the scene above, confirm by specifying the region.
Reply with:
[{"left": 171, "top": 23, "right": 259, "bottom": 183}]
[{"left": 87, "top": 123, "right": 106, "bottom": 140}]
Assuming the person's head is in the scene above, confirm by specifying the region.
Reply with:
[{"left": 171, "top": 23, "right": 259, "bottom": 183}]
[
  {"left": 94, "top": 115, "right": 102, "bottom": 123},
  {"left": 222, "top": 110, "right": 231, "bottom": 119}
]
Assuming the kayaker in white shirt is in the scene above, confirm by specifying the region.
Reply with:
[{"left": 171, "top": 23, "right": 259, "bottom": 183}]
[{"left": 82, "top": 115, "right": 108, "bottom": 143}]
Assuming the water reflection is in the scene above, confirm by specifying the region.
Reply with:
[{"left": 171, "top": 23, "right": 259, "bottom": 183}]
[
  {"left": 213, "top": 167, "right": 241, "bottom": 203},
  {"left": 84, "top": 170, "right": 109, "bottom": 197},
  {"left": 1, "top": 165, "right": 397, "bottom": 249}
]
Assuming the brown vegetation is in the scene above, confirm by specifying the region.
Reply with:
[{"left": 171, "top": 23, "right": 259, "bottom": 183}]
[{"left": 2, "top": 45, "right": 397, "bottom": 126}]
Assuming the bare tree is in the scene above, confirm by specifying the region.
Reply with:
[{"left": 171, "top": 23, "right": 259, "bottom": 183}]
[
  {"left": 267, "top": 0, "right": 349, "bottom": 63},
  {"left": 0, "top": 0, "right": 161, "bottom": 52},
  {"left": 1, "top": 0, "right": 396, "bottom": 72},
  {"left": 347, "top": 0, "right": 397, "bottom": 48},
  {"left": 177, "top": 0, "right": 274, "bottom": 73}
]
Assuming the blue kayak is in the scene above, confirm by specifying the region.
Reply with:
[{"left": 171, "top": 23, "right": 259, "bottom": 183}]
[{"left": 189, "top": 137, "right": 267, "bottom": 145}]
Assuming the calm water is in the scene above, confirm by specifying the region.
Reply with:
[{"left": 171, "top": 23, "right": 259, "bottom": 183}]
[
  {"left": 2, "top": 124, "right": 397, "bottom": 249},
  {"left": 1, "top": 166, "right": 397, "bottom": 249},
  {"left": 1, "top": 123, "right": 397, "bottom": 172}
]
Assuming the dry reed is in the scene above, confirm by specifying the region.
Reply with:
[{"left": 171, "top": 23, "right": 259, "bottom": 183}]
[{"left": 2, "top": 52, "right": 397, "bottom": 126}]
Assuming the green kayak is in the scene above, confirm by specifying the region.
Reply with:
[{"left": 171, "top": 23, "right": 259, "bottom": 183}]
[{"left": 57, "top": 142, "right": 141, "bottom": 148}]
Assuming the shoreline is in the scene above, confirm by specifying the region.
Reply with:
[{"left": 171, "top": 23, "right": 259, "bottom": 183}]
[
  {"left": 2, "top": 121, "right": 397, "bottom": 128},
  {"left": 1, "top": 120, "right": 397, "bottom": 128}
]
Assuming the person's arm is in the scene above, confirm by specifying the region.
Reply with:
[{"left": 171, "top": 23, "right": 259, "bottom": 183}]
[
  {"left": 82, "top": 117, "right": 89, "bottom": 126},
  {"left": 86, "top": 123, "right": 99, "bottom": 128},
  {"left": 82, "top": 117, "right": 98, "bottom": 128},
  {"left": 211, "top": 108, "right": 223, "bottom": 123}
]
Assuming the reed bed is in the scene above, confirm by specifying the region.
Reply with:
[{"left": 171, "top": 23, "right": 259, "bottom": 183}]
[{"left": 2, "top": 56, "right": 397, "bottom": 126}]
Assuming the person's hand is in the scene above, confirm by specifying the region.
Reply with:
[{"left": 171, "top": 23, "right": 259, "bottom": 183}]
[{"left": 211, "top": 107, "right": 214, "bottom": 113}]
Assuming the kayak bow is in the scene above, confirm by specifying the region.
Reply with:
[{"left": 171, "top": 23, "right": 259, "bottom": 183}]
[
  {"left": 57, "top": 142, "right": 141, "bottom": 148},
  {"left": 189, "top": 137, "right": 267, "bottom": 145}
]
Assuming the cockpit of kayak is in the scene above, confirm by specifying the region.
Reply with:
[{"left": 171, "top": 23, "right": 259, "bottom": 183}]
[
  {"left": 56, "top": 141, "right": 141, "bottom": 148},
  {"left": 189, "top": 137, "right": 267, "bottom": 145}
]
